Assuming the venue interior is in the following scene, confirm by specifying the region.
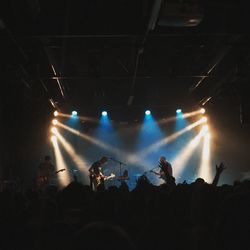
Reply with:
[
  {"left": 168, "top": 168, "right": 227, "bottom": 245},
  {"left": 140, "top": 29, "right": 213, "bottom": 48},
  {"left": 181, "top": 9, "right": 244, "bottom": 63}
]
[{"left": 0, "top": 1, "right": 250, "bottom": 250}]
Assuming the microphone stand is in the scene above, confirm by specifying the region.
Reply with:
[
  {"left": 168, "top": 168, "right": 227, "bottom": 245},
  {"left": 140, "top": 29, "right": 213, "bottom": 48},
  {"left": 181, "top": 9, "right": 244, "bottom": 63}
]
[{"left": 109, "top": 157, "right": 127, "bottom": 177}]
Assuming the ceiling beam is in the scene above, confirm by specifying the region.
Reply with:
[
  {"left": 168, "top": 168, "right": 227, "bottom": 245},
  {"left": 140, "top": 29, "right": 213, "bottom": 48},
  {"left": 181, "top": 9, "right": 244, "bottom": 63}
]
[
  {"left": 39, "top": 75, "right": 210, "bottom": 80},
  {"left": 21, "top": 33, "right": 250, "bottom": 39},
  {"left": 189, "top": 35, "right": 242, "bottom": 93}
]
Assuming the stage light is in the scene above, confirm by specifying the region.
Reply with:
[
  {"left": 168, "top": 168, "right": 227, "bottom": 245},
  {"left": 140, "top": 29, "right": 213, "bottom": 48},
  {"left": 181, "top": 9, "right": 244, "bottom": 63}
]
[
  {"left": 176, "top": 109, "right": 182, "bottom": 114},
  {"left": 51, "top": 135, "right": 57, "bottom": 143},
  {"left": 56, "top": 131, "right": 89, "bottom": 174},
  {"left": 198, "top": 131, "right": 212, "bottom": 182},
  {"left": 52, "top": 119, "right": 58, "bottom": 126},
  {"left": 201, "top": 116, "right": 207, "bottom": 123},
  {"left": 203, "top": 125, "right": 209, "bottom": 132},
  {"left": 72, "top": 111, "right": 77, "bottom": 116},
  {"left": 138, "top": 119, "right": 204, "bottom": 159},
  {"left": 51, "top": 127, "right": 57, "bottom": 134},
  {"left": 58, "top": 121, "right": 120, "bottom": 153},
  {"left": 191, "top": 138, "right": 199, "bottom": 147},
  {"left": 51, "top": 134, "right": 71, "bottom": 186},
  {"left": 172, "top": 131, "right": 204, "bottom": 177},
  {"left": 200, "top": 108, "right": 206, "bottom": 114},
  {"left": 145, "top": 110, "right": 151, "bottom": 115},
  {"left": 102, "top": 111, "right": 108, "bottom": 116},
  {"left": 206, "top": 132, "right": 211, "bottom": 139},
  {"left": 54, "top": 111, "right": 59, "bottom": 117}
]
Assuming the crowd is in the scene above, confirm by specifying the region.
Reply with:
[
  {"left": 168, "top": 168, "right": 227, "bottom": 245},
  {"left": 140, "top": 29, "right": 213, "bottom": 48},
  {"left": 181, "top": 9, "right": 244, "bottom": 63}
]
[{"left": 0, "top": 164, "right": 250, "bottom": 250}]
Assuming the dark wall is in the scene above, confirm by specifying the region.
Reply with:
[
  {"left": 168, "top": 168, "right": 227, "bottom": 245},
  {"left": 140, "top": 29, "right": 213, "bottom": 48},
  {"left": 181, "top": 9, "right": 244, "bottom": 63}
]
[{"left": 0, "top": 79, "right": 52, "bottom": 182}]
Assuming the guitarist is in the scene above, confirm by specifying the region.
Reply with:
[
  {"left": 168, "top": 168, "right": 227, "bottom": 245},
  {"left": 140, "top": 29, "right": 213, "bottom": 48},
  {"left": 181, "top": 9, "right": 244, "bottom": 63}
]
[
  {"left": 151, "top": 156, "right": 173, "bottom": 184},
  {"left": 89, "top": 156, "right": 109, "bottom": 191},
  {"left": 37, "top": 155, "right": 55, "bottom": 189}
]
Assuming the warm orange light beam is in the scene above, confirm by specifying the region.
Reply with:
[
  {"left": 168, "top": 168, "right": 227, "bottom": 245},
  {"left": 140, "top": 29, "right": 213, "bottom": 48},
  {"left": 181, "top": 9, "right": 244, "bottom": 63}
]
[
  {"left": 51, "top": 127, "right": 58, "bottom": 134},
  {"left": 138, "top": 118, "right": 206, "bottom": 158},
  {"left": 55, "top": 131, "right": 89, "bottom": 175},
  {"left": 198, "top": 132, "right": 212, "bottom": 182},
  {"left": 52, "top": 137, "right": 71, "bottom": 186},
  {"left": 52, "top": 119, "right": 58, "bottom": 126},
  {"left": 158, "top": 109, "right": 206, "bottom": 125},
  {"left": 171, "top": 128, "right": 206, "bottom": 178},
  {"left": 57, "top": 122, "right": 122, "bottom": 155},
  {"left": 58, "top": 113, "right": 98, "bottom": 122},
  {"left": 127, "top": 118, "right": 207, "bottom": 165}
]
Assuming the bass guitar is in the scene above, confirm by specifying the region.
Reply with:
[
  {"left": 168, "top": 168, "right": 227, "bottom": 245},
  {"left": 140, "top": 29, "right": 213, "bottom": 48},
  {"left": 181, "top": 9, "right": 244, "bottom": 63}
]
[{"left": 36, "top": 169, "right": 65, "bottom": 188}]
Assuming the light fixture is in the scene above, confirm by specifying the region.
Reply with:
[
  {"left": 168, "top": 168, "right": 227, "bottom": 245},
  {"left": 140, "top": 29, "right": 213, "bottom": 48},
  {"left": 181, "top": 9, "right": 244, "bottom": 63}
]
[
  {"left": 200, "top": 108, "right": 206, "bottom": 114},
  {"left": 102, "top": 111, "right": 108, "bottom": 116},
  {"left": 176, "top": 109, "right": 182, "bottom": 114},
  {"left": 52, "top": 119, "right": 58, "bottom": 126}
]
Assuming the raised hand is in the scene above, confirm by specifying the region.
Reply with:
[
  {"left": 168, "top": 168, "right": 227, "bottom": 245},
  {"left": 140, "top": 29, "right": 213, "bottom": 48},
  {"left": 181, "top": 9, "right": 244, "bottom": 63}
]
[{"left": 216, "top": 162, "right": 227, "bottom": 174}]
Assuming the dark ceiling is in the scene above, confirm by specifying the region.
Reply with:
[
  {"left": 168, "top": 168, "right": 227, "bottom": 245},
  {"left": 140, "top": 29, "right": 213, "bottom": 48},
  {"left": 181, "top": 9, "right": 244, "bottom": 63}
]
[
  {"left": 0, "top": 0, "right": 250, "bottom": 118},
  {"left": 1, "top": 0, "right": 250, "bottom": 179}
]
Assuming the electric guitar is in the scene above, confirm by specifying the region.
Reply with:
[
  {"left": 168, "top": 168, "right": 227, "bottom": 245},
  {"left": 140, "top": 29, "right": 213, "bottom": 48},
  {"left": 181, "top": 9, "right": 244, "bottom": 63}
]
[
  {"left": 95, "top": 173, "right": 116, "bottom": 187},
  {"left": 150, "top": 170, "right": 166, "bottom": 180},
  {"left": 36, "top": 169, "right": 65, "bottom": 188}
]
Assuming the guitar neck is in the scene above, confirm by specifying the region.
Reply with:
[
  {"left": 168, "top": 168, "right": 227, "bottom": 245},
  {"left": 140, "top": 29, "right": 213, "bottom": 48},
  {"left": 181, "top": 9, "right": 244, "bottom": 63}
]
[
  {"left": 151, "top": 170, "right": 160, "bottom": 175},
  {"left": 103, "top": 173, "right": 115, "bottom": 180},
  {"left": 104, "top": 176, "right": 113, "bottom": 180},
  {"left": 54, "top": 169, "right": 65, "bottom": 175}
]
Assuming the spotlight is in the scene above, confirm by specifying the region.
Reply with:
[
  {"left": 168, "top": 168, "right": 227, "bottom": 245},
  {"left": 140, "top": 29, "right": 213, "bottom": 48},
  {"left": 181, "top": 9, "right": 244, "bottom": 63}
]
[
  {"left": 145, "top": 110, "right": 151, "bottom": 115},
  {"left": 201, "top": 116, "right": 207, "bottom": 123},
  {"left": 54, "top": 111, "right": 59, "bottom": 117},
  {"left": 51, "top": 127, "right": 58, "bottom": 134},
  {"left": 102, "top": 111, "right": 108, "bottom": 116},
  {"left": 51, "top": 135, "right": 57, "bottom": 143},
  {"left": 176, "top": 109, "right": 182, "bottom": 114},
  {"left": 52, "top": 119, "right": 58, "bottom": 126},
  {"left": 72, "top": 111, "right": 77, "bottom": 116},
  {"left": 200, "top": 108, "right": 206, "bottom": 114}
]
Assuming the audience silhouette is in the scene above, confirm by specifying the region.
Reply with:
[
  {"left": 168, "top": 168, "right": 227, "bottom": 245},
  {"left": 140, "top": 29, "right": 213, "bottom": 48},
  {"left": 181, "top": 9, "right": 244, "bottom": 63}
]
[{"left": 0, "top": 163, "right": 249, "bottom": 250}]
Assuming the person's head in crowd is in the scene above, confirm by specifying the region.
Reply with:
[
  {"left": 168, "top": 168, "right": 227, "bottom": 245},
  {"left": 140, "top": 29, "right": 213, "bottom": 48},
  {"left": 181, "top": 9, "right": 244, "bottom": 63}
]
[
  {"left": 72, "top": 221, "right": 135, "bottom": 250},
  {"left": 194, "top": 178, "right": 205, "bottom": 185}
]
